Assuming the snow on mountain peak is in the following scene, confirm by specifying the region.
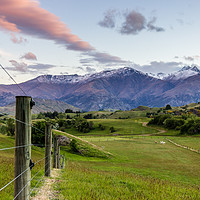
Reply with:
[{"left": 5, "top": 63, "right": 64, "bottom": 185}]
[
  {"left": 165, "top": 66, "right": 200, "bottom": 81},
  {"left": 36, "top": 67, "right": 145, "bottom": 84}
]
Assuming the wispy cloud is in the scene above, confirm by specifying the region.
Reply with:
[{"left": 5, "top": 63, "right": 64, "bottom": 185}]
[
  {"left": 98, "top": 9, "right": 117, "bottom": 29},
  {"left": 8, "top": 60, "right": 55, "bottom": 73},
  {"left": 20, "top": 52, "right": 37, "bottom": 60},
  {"left": 120, "top": 10, "right": 146, "bottom": 35},
  {"left": 146, "top": 17, "right": 165, "bottom": 32},
  {"left": 175, "top": 55, "right": 200, "bottom": 61},
  {"left": 9, "top": 60, "right": 27, "bottom": 72},
  {"left": 10, "top": 33, "right": 27, "bottom": 44},
  {"left": 184, "top": 55, "right": 200, "bottom": 61},
  {"left": 98, "top": 9, "right": 165, "bottom": 35},
  {"left": 137, "top": 61, "right": 183, "bottom": 73},
  {"left": 81, "top": 51, "right": 128, "bottom": 65}
]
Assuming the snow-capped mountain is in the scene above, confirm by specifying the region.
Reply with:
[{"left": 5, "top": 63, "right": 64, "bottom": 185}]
[
  {"left": 36, "top": 67, "right": 147, "bottom": 84},
  {"left": 148, "top": 72, "right": 169, "bottom": 80},
  {"left": 164, "top": 66, "right": 200, "bottom": 81},
  {"left": 1, "top": 66, "right": 200, "bottom": 111},
  {"left": 148, "top": 66, "right": 200, "bottom": 81}
]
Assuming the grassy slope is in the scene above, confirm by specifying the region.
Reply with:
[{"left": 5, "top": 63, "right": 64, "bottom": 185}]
[{"left": 56, "top": 135, "right": 200, "bottom": 199}]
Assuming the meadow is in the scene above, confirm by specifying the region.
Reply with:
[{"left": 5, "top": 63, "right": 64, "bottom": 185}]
[
  {"left": 56, "top": 135, "right": 200, "bottom": 199},
  {"left": 1, "top": 111, "right": 200, "bottom": 199}
]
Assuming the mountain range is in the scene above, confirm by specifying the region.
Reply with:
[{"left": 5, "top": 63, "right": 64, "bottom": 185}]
[{"left": 0, "top": 66, "right": 200, "bottom": 111}]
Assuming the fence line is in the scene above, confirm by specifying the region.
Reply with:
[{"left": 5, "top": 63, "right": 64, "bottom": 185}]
[{"left": 166, "top": 138, "right": 200, "bottom": 154}]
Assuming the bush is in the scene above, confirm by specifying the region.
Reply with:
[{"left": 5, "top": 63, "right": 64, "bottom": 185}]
[
  {"left": 163, "top": 118, "right": 185, "bottom": 129},
  {"left": 32, "top": 121, "right": 45, "bottom": 145},
  {"left": 98, "top": 124, "right": 105, "bottom": 130},
  {"left": 165, "top": 104, "right": 172, "bottom": 110},
  {"left": 180, "top": 119, "right": 200, "bottom": 135},
  {"left": 72, "top": 117, "right": 93, "bottom": 133},
  {"left": 110, "top": 126, "right": 116, "bottom": 133},
  {"left": 148, "top": 114, "right": 171, "bottom": 126},
  {"left": 69, "top": 139, "right": 79, "bottom": 152}
]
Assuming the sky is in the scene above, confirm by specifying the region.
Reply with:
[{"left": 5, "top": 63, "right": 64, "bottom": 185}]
[{"left": 0, "top": 0, "right": 200, "bottom": 84}]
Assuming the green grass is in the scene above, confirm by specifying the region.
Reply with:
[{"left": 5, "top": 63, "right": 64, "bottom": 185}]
[
  {"left": 0, "top": 134, "right": 47, "bottom": 200},
  {"left": 56, "top": 136, "right": 200, "bottom": 199},
  {"left": 64, "top": 119, "right": 158, "bottom": 136}
]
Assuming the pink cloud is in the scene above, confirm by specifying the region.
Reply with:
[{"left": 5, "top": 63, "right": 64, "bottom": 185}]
[
  {"left": 0, "top": 0, "right": 128, "bottom": 65},
  {"left": 10, "top": 33, "right": 27, "bottom": 44},
  {"left": 0, "top": 16, "right": 19, "bottom": 32},
  {"left": 20, "top": 52, "right": 37, "bottom": 60},
  {"left": 0, "top": 0, "right": 94, "bottom": 51}
]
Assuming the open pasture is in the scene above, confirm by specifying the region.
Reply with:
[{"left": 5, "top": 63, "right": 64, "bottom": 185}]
[{"left": 57, "top": 135, "right": 200, "bottom": 199}]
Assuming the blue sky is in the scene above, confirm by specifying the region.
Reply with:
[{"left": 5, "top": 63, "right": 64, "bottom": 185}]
[{"left": 0, "top": 0, "right": 199, "bottom": 84}]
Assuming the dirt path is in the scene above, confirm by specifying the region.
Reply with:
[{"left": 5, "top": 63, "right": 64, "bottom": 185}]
[
  {"left": 141, "top": 122, "right": 166, "bottom": 136},
  {"left": 31, "top": 169, "right": 60, "bottom": 200}
]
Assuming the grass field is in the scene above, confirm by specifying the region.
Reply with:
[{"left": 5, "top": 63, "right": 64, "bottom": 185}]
[
  {"left": 56, "top": 135, "right": 200, "bottom": 199},
  {"left": 65, "top": 119, "right": 158, "bottom": 136},
  {"left": 1, "top": 117, "right": 200, "bottom": 199}
]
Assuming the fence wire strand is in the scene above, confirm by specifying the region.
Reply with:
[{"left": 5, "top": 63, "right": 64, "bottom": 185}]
[
  {"left": 0, "top": 155, "right": 47, "bottom": 192},
  {"left": 13, "top": 162, "right": 49, "bottom": 200}
]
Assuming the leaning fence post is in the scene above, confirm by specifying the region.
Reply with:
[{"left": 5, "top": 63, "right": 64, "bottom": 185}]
[
  {"left": 53, "top": 136, "right": 58, "bottom": 168},
  {"left": 45, "top": 122, "right": 52, "bottom": 176},
  {"left": 14, "top": 96, "right": 33, "bottom": 200}
]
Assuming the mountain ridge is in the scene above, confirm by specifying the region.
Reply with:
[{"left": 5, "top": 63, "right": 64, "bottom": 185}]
[{"left": 0, "top": 66, "right": 200, "bottom": 111}]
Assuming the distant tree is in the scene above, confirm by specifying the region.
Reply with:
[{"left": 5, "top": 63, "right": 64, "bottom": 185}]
[
  {"left": 83, "top": 114, "right": 93, "bottom": 119},
  {"left": 165, "top": 104, "right": 172, "bottom": 110},
  {"left": 110, "top": 126, "right": 116, "bottom": 133},
  {"left": 65, "top": 109, "right": 73, "bottom": 113},
  {"left": 6, "top": 118, "right": 15, "bottom": 136},
  {"left": 98, "top": 124, "right": 105, "bottom": 130},
  {"left": 32, "top": 121, "right": 45, "bottom": 145}
]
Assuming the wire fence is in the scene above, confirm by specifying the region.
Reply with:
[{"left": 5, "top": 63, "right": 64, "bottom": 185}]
[{"left": 0, "top": 63, "right": 56, "bottom": 199}]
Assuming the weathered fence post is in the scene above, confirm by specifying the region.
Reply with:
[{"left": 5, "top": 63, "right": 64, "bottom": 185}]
[
  {"left": 14, "top": 96, "right": 33, "bottom": 200},
  {"left": 45, "top": 122, "right": 52, "bottom": 176},
  {"left": 57, "top": 146, "right": 61, "bottom": 169},
  {"left": 61, "top": 154, "right": 65, "bottom": 169},
  {"left": 53, "top": 136, "right": 58, "bottom": 168}
]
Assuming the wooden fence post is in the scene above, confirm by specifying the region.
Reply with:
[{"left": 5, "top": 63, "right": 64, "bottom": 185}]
[
  {"left": 61, "top": 154, "right": 65, "bottom": 169},
  {"left": 57, "top": 146, "right": 61, "bottom": 169},
  {"left": 14, "top": 96, "right": 32, "bottom": 200},
  {"left": 53, "top": 136, "right": 58, "bottom": 168},
  {"left": 45, "top": 122, "right": 52, "bottom": 176}
]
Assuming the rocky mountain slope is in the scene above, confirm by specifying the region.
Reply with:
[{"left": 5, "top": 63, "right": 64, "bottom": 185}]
[{"left": 0, "top": 66, "right": 200, "bottom": 111}]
